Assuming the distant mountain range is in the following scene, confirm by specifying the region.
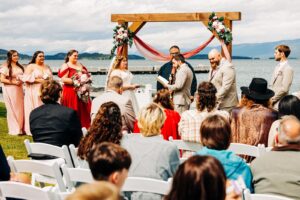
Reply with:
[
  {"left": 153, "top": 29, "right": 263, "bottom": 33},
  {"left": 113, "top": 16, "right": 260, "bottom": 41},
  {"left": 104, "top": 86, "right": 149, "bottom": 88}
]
[
  {"left": 1, "top": 38, "right": 299, "bottom": 60},
  {"left": 0, "top": 50, "right": 145, "bottom": 60}
]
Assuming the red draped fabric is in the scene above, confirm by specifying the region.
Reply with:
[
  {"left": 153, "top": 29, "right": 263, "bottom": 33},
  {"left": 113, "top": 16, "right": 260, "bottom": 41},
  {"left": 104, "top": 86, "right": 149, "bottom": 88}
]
[{"left": 133, "top": 35, "right": 215, "bottom": 62}]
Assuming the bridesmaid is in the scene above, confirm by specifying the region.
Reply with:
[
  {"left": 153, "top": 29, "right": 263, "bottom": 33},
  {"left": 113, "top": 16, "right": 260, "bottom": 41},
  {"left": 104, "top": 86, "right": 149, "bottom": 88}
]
[
  {"left": 0, "top": 50, "right": 25, "bottom": 135},
  {"left": 58, "top": 50, "right": 91, "bottom": 129},
  {"left": 22, "top": 51, "right": 52, "bottom": 135}
]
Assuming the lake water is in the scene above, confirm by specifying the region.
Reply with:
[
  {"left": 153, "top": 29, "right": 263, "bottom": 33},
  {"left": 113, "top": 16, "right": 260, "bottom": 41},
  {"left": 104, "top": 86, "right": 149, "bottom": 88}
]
[{"left": 1, "top": 59, "right": 300, "bottom": 93}]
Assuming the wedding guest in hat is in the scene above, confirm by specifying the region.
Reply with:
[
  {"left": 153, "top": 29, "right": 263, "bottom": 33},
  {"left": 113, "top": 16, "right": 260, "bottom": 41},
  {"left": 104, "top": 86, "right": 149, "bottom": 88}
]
[{"left": 231, "top": 78, "right": 278, "bottom": 148}]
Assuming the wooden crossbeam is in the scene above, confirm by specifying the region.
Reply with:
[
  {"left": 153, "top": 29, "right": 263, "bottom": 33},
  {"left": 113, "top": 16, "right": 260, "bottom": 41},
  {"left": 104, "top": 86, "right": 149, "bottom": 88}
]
[{"left": 112, "top": 12, "right": 241, "bottom": 22}]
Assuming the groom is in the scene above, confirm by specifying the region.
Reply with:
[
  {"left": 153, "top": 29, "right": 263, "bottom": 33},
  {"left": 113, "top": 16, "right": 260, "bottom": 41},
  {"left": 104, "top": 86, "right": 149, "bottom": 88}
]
[{"left": 157, "top": 45, "right": 197, "bottom": 100}]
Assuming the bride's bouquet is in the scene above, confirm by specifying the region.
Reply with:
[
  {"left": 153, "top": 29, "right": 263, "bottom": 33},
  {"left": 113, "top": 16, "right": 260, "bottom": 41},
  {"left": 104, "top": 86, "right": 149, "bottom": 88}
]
[{"left": 72, "top": 71, "right": 92, "bottom": 103}]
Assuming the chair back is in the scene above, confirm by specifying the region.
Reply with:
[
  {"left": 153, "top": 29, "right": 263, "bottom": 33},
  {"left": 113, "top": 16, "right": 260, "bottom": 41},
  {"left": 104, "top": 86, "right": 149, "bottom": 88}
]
[
  {"left": 168, "top": 137, "right": 202, "bottom": 152},
  {"left": 7, "top": 156, "right": 66, "bottom": 192},
  {"left": 69, "top": 144, "right": 89, "bottom": 168},
  {"left": 122, "top": 177, "right": 172, "bottom": 195},
  {"left": 0, "top": 181, "right": 58, "bottom": 200},
  {"left": 228, "top": 143, "right": 266, "bottom": 158},
  {"left": 24, "top": 139, "right": 73, "bottom": 167},
  {"left": 243, "top": 189, "right": 294, "bottom": 200},
  {"left": 61, "top": 164, "right": 94, "bottom": 191}
]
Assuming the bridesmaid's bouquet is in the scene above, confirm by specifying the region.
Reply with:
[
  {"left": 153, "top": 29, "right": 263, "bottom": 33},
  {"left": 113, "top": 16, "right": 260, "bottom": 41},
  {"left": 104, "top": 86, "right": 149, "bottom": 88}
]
[{"left": 72, "top": 71, "right": 92, "bottom": 103}]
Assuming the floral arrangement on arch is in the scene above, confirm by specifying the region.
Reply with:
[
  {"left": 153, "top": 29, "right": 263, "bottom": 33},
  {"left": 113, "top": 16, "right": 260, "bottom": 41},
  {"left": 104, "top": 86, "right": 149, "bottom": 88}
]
[
  {"left": 110, "top": 24, "right": 134, "bottom": 57},
  {"left": 72, "top": 70, "right": 92, "bottom": 103},
  {"left": 208, "top": 12, "right": 233, "bottom": 45}
]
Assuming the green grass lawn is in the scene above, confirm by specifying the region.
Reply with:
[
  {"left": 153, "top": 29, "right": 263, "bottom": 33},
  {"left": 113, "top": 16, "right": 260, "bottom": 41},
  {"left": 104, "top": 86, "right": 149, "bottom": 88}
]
[{"left": 0, "top": 102, "right": 32, "bottom": 159}]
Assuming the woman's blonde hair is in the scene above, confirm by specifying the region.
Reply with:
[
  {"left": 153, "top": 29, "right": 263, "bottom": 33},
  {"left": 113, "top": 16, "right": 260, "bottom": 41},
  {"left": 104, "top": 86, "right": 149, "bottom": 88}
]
[
  {"left": 112, "top": 55, "right": 127, "bottom": 70},
  {"left": 137, "top": 103, "right": 166, "bottom": 137},
  {"left": 66, "top": 181, "right": 119, "bottom": 200}
]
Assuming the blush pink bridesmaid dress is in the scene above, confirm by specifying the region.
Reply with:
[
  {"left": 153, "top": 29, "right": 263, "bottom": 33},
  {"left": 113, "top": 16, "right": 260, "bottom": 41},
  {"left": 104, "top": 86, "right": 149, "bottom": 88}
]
[{"left": 0, "top": 66, "right": 24, "bottom": 135}]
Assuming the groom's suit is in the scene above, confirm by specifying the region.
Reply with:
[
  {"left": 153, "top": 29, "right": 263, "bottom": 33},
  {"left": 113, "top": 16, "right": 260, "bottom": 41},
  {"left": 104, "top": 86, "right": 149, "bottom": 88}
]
[{"left": 167, "top": 63, "right": 193, "bottom": 114}]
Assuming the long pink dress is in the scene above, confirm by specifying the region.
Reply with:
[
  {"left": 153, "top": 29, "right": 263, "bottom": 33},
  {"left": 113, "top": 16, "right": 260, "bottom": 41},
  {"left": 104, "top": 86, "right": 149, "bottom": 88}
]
[
  {"left": 0, "top": 66, "right": 24, "bottom": 135},
  {"left": 22, "top": 67, "right": 52, "bottom": 135}
]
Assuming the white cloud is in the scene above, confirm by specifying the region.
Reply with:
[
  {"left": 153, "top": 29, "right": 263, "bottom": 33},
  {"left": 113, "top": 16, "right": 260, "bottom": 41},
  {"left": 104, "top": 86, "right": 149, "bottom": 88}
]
[{"left": 0, "top": 0, "right": 299, "bottom": 54}]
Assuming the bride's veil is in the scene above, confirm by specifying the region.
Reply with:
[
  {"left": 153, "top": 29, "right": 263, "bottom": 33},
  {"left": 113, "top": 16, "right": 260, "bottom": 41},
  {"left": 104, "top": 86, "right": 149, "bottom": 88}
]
[{"left": 104, "top": 56, "right": 116, "bottom": 91}]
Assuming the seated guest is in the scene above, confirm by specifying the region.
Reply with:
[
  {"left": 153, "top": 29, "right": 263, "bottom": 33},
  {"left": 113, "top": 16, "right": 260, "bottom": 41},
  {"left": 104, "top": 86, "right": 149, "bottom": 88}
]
[
  {"left": 91, "top": 76, "right": 135, "bottom": 133},
  {"left": 78, "top": 101, "right": 122, "bottom": 160},
  {"left": 197, "top": 115, "right": 253, "bottom": 192},
  {"left": 122, "top": 103, "right": 180, "bottom": 200},
  {"left": 133, "top": 89, "right": 181, "bottom": 140},
  {"left": 165, "top": 155, "right": 241, "bottom": 200},
  {"left": 251, "top": 115, "right": 300, "bottom": 199},
  {"left": 66, "top": 181, "right": 119, "bottom": 200},
  {"left": 179, "top": 81, "right": 229, "bottom": 157},
  {"left": 268, "top": 95, "right": 300, "bottom": 146},
  {"left": 30, "top": 80, "right": 83, "bottom": 147},
  {"left": 231, "top": 78, "right": 278, "bottom": 147},
  {"left": 87, "top": 142, "right": 131, "bottom": 190}
]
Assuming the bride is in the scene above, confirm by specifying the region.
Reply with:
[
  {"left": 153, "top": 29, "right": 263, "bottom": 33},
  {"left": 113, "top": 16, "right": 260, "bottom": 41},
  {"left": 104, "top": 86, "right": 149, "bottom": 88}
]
[{"left": 107, "top": 56, "right": 140, "bottom": 114}]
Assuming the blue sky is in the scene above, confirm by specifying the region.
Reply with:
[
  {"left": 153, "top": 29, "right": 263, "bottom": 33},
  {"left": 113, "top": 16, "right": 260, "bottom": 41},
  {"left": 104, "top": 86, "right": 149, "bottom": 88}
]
[{"left": 0, "top": 0, "right": 299, "bottom": 54}]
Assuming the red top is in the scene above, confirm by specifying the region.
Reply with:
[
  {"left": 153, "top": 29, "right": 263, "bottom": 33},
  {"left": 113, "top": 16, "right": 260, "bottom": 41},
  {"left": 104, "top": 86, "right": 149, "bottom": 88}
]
[
  {"left": 133, "top": 109, "right": 181, "bottom": 140},
  {"left": 58, "top": 66, "right": 91, "bottom": 129}
]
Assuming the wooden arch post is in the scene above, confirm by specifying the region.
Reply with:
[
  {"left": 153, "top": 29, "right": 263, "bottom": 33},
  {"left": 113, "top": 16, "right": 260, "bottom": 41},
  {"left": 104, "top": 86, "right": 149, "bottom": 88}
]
[{"left": 111, "top": 12, "right": 241, "bottom": 59}]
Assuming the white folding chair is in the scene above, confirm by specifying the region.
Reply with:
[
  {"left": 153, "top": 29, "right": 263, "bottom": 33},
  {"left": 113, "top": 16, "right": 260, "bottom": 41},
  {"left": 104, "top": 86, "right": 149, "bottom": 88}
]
[
  {"left": 243, "top": 189, "right": 294, "bottom": 200},
  {"left": 57, "top": 191, "right": 72, "bottom": 200},
  {"left": 24, "top": 139, "right": 73, "bottom": 168},
  {"left": 81, "top": 127, "right": 88, "bottom": 136},
  {"left": 61, "top": 164, "right": 94, "bottom": 191},
  {"left": 0, "top": 181, "right": 58, "bottom": 200},
  {"left": 228, "top": 143, "right": 266, "bottom": 158},
  {"left": 69, "top": 144, "right": 89, "bottom": 168},
  {"left": 122, "top": 177, "right": 172, "bottom": 195},
  {"left": 168, "top": 137, "right": 202, "bottom": 152},
  {"left": 7, "top": 156, "right": 67, "bottom": 192}
]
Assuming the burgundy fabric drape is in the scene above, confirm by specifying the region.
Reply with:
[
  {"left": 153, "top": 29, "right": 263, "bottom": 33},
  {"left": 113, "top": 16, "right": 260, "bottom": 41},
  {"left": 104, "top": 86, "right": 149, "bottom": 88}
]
[{"left": 133, "top": 35, "right": 215, "bottom": 62}]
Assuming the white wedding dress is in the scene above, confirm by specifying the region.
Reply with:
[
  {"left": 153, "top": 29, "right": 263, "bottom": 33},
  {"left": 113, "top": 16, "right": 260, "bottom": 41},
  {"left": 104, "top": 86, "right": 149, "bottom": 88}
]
[{"left": 110, "top": 69, "right": 139, "bottom": 114}]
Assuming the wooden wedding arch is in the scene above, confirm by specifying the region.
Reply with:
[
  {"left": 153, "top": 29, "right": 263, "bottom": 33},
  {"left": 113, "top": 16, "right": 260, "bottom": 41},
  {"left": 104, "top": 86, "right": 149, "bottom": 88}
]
[{"left": 111, "top": 12, "right": 241, "bottom": 58}]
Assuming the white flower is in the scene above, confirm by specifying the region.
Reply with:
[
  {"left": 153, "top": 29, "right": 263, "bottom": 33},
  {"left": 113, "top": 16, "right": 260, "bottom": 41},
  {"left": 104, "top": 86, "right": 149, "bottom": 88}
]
[
  {"left": 80, "top": 74, "right": 88, "bottom": 83},
  {"left": 42, "top": 73, "right": 49, "bottom": 80},
  {"left": 218, "top": 24, "right": 225, "bottom": 30},
  {"left": 123, "top": 33, "right": 128, "bottom": 38},
  {"left": 212, "top": 21, "right": 218, "bottom": 28},
  {"left": 74, "top": 80, "right": 80, "bottom": 87},
  {"left": 213, "top": 16, "right": 218, "bottom": 20},
  {"left": 119, "top": 27, "right": 124, "bottom": 32},
  {"left": 117, "top": 35, "right": 124, "bottom": 39}
]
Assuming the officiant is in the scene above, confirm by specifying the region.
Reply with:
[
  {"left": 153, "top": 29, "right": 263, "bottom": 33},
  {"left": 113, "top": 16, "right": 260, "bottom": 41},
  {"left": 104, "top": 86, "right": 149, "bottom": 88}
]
[
  {"left": 162, "top": 54, "right": 193, "bottom": 114},
  {"left": 156, "top": 45, "right": 197, "bottom": 101}
]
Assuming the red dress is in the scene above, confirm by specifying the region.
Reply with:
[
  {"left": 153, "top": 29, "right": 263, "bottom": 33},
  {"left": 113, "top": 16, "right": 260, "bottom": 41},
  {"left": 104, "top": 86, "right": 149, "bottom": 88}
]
[
  {"left": 58, "top": 66, "right": 91, "bottom": 129},
  {"left": 133, "top": 109, "right": 181, "bottom": 140}
]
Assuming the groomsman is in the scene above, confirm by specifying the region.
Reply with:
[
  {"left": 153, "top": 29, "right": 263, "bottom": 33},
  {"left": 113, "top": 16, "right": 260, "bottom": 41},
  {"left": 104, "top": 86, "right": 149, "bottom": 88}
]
[
  {"left": 165, "top": 54, "right": 193, "bottom": 114},
  {"left": 208, "top": 41, "right": 238, "bottom": 112},
  {"left": 270, "top": 45, "right": 294, "bottom": 110}
]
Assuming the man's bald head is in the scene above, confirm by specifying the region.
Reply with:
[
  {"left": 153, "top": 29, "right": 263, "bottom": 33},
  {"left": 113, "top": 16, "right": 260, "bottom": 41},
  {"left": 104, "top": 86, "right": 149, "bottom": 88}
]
[
  {"left": 208, "top": 49, "right": 222, "bottom": 70},
  {"left": 108, "top": 76, "right": 123, "bottom": 94},
  {"left": 278, "top": 115, "right": 300, "bottom": 145}
]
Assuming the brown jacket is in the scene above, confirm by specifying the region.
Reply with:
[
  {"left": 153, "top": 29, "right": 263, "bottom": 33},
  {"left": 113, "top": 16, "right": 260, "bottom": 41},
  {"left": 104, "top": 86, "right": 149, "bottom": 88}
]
[{"left": 231, "top": 104, "right": 278, "bottom": 146}]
